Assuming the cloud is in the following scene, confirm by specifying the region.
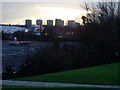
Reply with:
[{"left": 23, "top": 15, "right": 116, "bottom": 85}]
[
  {"left": 1, "top": 0, "right": 96, "bottom": 2},
  {"left": 2, "top": 2, "right": 83, "bottom": 24}
]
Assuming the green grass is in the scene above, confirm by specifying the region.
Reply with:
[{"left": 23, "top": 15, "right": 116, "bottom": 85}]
[
  {"left": 2, "top": 86, "right": 119, "bottom": 90},
  {"left": 15, "top": 62, "right": 120, "bottom": 85}
]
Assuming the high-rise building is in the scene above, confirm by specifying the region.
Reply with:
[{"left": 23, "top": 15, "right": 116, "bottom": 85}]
[
  {"left": 68, "top": 20, "right": 79, "bottom": 28},
  {"left": 55, "top": 19, "right": 61, "bottom": 27},
  {"left": 47, "top": 20, "right": 53, "bottom": 27},
  {"left": 68, "top": 20, "right": 75, "bottom": 28},
  {"left": 61, "top": 20, "right": 64, "bottom": 27},
  {"left": 55, "top": 19, "right": 64, "bottom": 27},
  {"left": 36, "top": 19, "right": 42, "bottom": 25},
  {"left": 25, "top": 19, "right": 32, "bottom": 27},
  {"left": 35, "top": 19, "right": 42, "bottom": 32}
]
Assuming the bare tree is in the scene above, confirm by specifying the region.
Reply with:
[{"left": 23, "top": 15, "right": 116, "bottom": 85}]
[{"left": 80, "top": 1, "right": 119, "bottom": 63}]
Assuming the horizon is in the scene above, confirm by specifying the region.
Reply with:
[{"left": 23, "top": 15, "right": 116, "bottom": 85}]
[
  {"left": 2, "top": 2, "right": 88, "bottom": 25},
  {"left": 2, "top": 1, "right": 119, "bottom": 25}
]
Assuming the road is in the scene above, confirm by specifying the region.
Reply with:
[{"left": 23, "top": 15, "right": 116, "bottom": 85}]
[{"left": 1, "top": 80, "right": 120, "bottom": 89}]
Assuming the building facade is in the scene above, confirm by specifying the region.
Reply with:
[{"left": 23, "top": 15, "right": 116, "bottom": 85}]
[
  {"left": 35, "top": 19, "right": 42, "bottom": 32},
  {"left": 36, "top": 19, "right": 42, "bottom": 25},
  {"left": 25, "top": 19, "right": 32, "bottom": 27},
  {"left": 68, "top": 20, "right": 79, "bottom": 28},
  {"left": 47, "top": 20, "right": 53, "bottom": 27},
  {"left": 55, "top": 19, "right": 64, "bottom": 27}
]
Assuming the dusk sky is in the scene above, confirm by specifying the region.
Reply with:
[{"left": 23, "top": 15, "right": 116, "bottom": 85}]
[{"left": 1, "top": 0, "right": 119, "bottom": 25}]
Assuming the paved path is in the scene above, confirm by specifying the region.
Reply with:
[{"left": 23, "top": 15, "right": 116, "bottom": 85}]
[{"left": 1, "top": 80, "right": 120, "bottom": 89}]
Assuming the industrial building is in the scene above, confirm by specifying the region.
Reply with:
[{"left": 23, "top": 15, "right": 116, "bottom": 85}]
[
  {"left": 47, "top": 20, "right": 53, "bottom": 27},
  {"left": 25, "top": 19, "right": 32, "bottom": 27}
]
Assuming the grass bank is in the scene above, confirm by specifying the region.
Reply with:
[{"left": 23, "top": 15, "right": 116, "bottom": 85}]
[{"left": 15, "top": 62, "right": 120, "bottom": 85}]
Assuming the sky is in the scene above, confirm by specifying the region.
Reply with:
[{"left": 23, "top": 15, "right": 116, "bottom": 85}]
[
  {"left": 2, "top": 2, "right": 87, "bottom": 25},
  {"left": 1, "top": 0, "right": 119, "bottom": 25}
]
